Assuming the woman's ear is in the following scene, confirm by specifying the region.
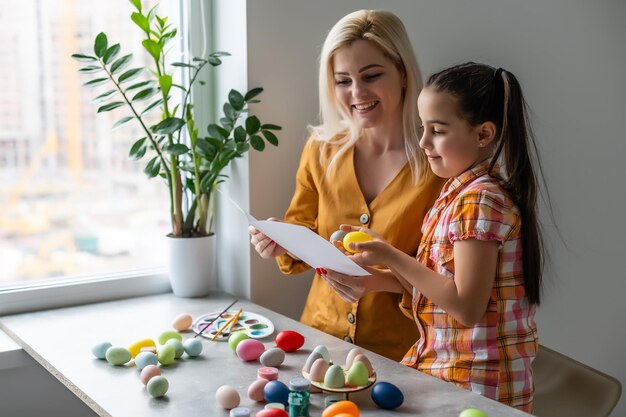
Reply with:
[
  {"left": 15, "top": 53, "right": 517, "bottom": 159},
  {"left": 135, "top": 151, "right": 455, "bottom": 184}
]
[{"left": 477, "top": 121, "right": 497, "bottom": 148}]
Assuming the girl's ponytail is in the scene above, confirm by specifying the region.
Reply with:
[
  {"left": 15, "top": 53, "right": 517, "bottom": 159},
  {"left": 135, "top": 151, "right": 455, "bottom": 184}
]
[{"left": 426, "top": 63, "right": 544, "bottom": 305}]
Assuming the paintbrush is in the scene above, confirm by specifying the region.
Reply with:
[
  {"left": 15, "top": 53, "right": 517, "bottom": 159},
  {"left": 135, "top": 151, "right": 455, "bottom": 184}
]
[{"left": 194, "top": 299, "right": 238, "bottom": 338}]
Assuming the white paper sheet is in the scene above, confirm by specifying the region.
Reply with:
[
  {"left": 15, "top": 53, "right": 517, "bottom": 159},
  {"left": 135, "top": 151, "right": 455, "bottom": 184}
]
[{"left": 223, "top": 193, "right": 369, "bottom": 276}]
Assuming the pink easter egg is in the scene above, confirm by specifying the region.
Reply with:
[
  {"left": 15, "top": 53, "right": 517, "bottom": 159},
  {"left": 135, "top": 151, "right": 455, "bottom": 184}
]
[
  {"left": 215, "top": 385, "right": 240, "bottom": 409},
  {"left": 139, "top": 364, "right": 161, "bottom": 385},
  {"left": 247, "top": 378, "right": 269, "bottom": 402},
  {"left": 236, "top": 339, "right": 265, "bottom": 361}
]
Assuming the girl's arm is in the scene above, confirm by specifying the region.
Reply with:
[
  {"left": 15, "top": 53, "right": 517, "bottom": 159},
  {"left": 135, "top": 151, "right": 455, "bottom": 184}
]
[{"left": 350, "top": 238, "right": 499, "bottom": 326}]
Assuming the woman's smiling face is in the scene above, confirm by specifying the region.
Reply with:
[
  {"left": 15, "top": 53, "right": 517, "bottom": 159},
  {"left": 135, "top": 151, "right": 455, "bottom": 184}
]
[{"left": 332, "top": 39, "right": 405, "bottom": 129}]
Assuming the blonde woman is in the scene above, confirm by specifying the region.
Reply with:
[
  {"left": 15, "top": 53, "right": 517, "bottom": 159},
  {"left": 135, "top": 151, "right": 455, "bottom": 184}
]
[{"left": 250, "top": 10, "right": 444, "bottom": 361}]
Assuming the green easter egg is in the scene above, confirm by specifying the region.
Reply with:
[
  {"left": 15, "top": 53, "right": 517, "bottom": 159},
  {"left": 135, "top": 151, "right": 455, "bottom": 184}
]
[
  {"left": 346, "top": 361, "right": 369, "bottom": 386},
  {"left": 105, "top": 346, "right": 131, "bottom": 366},
  {"left": 459, "top": 409, "right": 489, "bottom": 417},
  {"left": 158, "top": 330, "right": 182, "bottom": 345},
  {"left": 228, "top": 332, "right": 250, "bottom": 352},
  {"left": 165, "top": 338, "right": 184, "bottom": 359},
  {"left": 157, "top": 344, "right": 176, "bottom": 365},
  {"left": 146, "top": 375, "right": 169, "bottom": 398}
]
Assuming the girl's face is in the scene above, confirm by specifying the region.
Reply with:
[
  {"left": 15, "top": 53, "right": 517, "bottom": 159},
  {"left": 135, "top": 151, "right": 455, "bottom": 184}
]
[
  {"left": 418, "top": 87, "right": 491, "bottom": 178},
  {"left": 332, "top": 39, "right": 405, "bottom": 129}
]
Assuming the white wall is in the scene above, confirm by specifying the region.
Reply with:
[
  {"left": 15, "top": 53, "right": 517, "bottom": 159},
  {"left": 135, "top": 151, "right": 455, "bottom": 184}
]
[{"left": 245, "top": 0, "right": 626, "bottom": 415}]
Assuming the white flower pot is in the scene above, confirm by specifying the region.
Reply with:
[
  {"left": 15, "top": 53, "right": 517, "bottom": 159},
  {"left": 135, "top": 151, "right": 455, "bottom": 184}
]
[{"left": 167, "top": 234, "right": 216, "bottom": 297}]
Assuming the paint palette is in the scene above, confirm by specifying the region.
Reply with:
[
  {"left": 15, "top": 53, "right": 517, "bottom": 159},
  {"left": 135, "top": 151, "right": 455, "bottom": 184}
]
[{"left": 193, "top": 310, "right": 275, "bottom": 340}]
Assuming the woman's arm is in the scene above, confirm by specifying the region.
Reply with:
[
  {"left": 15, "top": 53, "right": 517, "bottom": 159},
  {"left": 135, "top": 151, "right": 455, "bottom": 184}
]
[
  {"left": 319, "top": 266, "right": 407, "bottom": 303},
  {"left": 350, "top": 238, "right": 499, "bottom": 326}
]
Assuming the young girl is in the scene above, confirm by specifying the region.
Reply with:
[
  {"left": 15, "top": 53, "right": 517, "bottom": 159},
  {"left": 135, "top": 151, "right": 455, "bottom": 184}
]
[{"left": 334, "top": 62, "right": 543, "bottom": 412}]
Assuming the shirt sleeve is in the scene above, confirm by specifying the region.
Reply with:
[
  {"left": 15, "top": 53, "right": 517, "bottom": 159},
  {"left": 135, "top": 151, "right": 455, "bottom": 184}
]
[
  {"left": 447, "top": 186, "right": 520, "bottom": 245},
  {"left": 275, "top": 140, "right": 319, "bottom": 274}
]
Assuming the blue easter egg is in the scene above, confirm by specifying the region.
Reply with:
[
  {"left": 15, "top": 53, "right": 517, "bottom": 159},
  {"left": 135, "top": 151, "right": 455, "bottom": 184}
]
[
  {"left": 263, "top": 380, "right": 290, "bottom": 406},
  {"left": 371, "top": 381, "right": 404, "bottom": 410},
  {"left": 135, "top": 351, "right": 158, "bottom": 370},
  {"left": 183, "top": 338, "right": 203, "bottom": 357}
]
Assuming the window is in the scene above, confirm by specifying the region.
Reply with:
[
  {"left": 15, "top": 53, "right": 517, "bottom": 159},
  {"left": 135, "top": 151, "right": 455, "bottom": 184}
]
[{"left": 0, "top": 0, "right": 183, "bottom": 290}]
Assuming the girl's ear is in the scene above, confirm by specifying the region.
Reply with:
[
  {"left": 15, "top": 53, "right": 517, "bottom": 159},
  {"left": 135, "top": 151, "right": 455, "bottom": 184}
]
[{"left": 477, "top": 121, "right": 497, "bottom": 148}]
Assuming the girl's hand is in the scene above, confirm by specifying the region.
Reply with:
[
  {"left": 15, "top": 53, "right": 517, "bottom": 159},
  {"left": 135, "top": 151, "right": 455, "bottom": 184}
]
[
  {"left": 318, "top": 266, "right": 404, "bottom": 303},
  {"left": 249, "top": 218, "right": 287, "bottom": 259},
  {"left": 339, "top": 226, "right": 397, "bottom": 267}
]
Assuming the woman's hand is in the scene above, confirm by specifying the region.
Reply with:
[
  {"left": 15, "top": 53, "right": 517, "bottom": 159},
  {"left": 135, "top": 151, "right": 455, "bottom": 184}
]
[
  {"left": 248, "top": 218, "right": 287, "bottom": 259},
  {"left": 317, "top": 266, "right": 404, "bottom": 303}
]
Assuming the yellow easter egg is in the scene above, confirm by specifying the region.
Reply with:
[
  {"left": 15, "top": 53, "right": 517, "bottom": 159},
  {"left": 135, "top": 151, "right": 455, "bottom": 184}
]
[
  {"left": 342, "top": 231, "right": 373, "bottom": 253},
  {"left": 128, "top": 338, "right": 156, "bottom": 358}
]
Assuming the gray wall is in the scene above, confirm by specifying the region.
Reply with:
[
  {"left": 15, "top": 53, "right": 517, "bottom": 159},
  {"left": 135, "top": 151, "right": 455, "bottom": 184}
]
[{"left": 245, "top": 0, "right": 626, "bottom": 415}]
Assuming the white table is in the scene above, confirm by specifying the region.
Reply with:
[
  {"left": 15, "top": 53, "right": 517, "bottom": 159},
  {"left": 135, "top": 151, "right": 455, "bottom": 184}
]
[{"left": 0, "top": 292, "right": 532, "bottom": 417}]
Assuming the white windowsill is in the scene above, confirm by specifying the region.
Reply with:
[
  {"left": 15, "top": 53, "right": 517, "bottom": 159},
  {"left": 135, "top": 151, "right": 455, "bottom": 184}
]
[{"left": 0, "top": 270, "right": 171, "bottom": 316}]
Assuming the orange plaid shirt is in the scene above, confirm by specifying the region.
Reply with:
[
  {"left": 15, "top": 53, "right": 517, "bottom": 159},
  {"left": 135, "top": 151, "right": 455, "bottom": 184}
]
[{"left": 401, "top": 160, "right": 538, "bottom": 412}]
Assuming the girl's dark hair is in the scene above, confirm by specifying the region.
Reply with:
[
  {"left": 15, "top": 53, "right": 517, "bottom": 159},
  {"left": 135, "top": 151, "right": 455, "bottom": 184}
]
[{"left": 426, "top": 62, "right": 544, "bottom": 305}]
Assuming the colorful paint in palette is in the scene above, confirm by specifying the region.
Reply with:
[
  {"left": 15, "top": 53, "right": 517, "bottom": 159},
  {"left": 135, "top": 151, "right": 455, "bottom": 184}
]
[{"left": 193, "top": 310, "right": 275, "bottom": 340}]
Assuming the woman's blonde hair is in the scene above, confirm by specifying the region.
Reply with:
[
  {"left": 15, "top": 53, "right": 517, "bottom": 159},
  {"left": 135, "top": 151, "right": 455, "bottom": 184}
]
[{"left": 310, "top": 9, "right": 428, "bottom": 184}]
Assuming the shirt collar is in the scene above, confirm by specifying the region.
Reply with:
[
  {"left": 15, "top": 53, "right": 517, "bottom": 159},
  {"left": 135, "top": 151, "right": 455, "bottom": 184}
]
[{"left": 436, "top": 159, "right": 501, "bottom": 203}]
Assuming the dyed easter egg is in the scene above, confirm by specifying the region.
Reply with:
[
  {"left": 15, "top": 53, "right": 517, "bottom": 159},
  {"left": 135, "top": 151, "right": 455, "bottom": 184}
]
[
  {"left": 216, "top": 385, "right": 240, "bottom": 410},
  {"left": 321, "top": 400, "right": 359, "bottom": 417},
  {"left": 236, "top": 339, "right": 265, "bottom": 361},
  {"left": 309, "top": 358, "right": 330, "bottom": 382},
  {"left": 158, "top": 330, "right": 182, "bottom": 345},
  {"left": 140, "top": 346, "right": 157, "bottom": 354},
  {"left": 459, "top": 409, "right": 489, "bottom": 417},
  {"left": 345, "top": 348, "right": 363, "bottom": 370},
  {"left": 256, "top": 409, "right": 289, "bottom": 417},
  {"left": 135, "top": 351, "right": 158, "bottom": 370},
  {"left": 183, "top": 338, "right": 203, "bottom": 357},
  {"left": 333, "top": 414, "right": 355, "bottom": 417},
  {"left": 352, "top": 353, "right": 374, "bottom": 376},
  {"left": 146, "top": 375, "right": 169, "bottom": 398},
  {"left": 172, "top": 313, "right": 193, "bottom": 331},
  {"left": 140, "top": 364, "right": 161, "bottom": 385},
  {"left": 105, "top": 346, "right": 131, "bottom": 366},
  {"left": 303, "top": 351, "right": 325, "bottom": 372},
  {"left": 165, "top": 338, "right": 184, "bottom": 359},
  {"left": 260, "top": 347, "right": 285, "bottom": 367},
  {"left": 346, "top": 361, "right": 369, "bottom": 386},
  {"left": 157, "top": 344, "right": 176, "bottom": 365},
  {"left": 312, "top": 345, "right": 331, "bottom": 362},
  {"left": 329, "top": 230, "right": 347, "bottom": 243},
  {"left": 128, "top": 338, "right": 156, "bottom": 358},
  {"left": 263, "top": 380, "right": 290, "bottom": 406},
  {"left": 91, "top": 342, "right": 112, "bottom": 359},
  {"left": 228, "top": 332, "right": 250, "bottom": 352},
  {"left": 324, "top": 364, "right": 345, "bottom": 388},
  {"left": 248, "top": 378, "right": 269, "bottom": 402},
  {"left": 275, "top": 330, "right": 304, "bottom": 352},
  {"left": 371, "top": 381, "right": 404, "bottom": 410},
  {"left": 342, "top": 231, "right": 373, "bottom": 253}
]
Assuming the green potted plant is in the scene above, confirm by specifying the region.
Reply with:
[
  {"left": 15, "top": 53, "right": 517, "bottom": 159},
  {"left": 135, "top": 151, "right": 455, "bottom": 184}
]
[{"left": 71, "top": 0, "right": 281, "bottom": 297}]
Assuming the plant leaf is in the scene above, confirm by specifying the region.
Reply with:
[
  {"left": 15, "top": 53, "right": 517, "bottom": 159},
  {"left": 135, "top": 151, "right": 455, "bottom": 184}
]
[
  {"left": 83, "top": 77, "right": 110, "bottom": 87},
  {"left": 223, "top": 102, "right": 236, "bottom": 120},
  {"left": 92, "top": 89, "right": 117, "bottom": 103},
  {"left": 210, "top": 51, "right": 231, "bottom": 58},
  {"left": 113, "top": 116, "right": 134, "bottom": 130},
  {"left": 244, "top": 87, "right": 263, "bottom": 101},
  {"left": 245, "top": 115, "right": 261, "bottom": 134},
  {"left": 131, "top": 12, "right": 150, "bottom": 35},
  {"left": 250, "top": 134, "right": 265, "bottom": 151},
  {"left": 97, "top": 101, "right": 125, "bottom": 113},
  {"left": 233, "top": 126, "right": 247, "bottom": 143},
  {"left": 71, "top": 53, "right": 97, "bottom": 62},
  {"left": 207, "top": 123, "right": 229, "bottom": 140},
  {"left": 94, "top": 33, "right": 108, "bottom": 58},
  {"left": 151, "top": 117, "right": 185, "bottom": 135},
  {"left": 228, "top": 89, "right": 245, "bottom": 111},
  {"left": 158, "top": 74, "right": 172, "bottom": 97},
  {"left": 236, "top": 142, "right": 250, "bottom": 153},
  {"left": 171, "top": 62, "right": 195, "bottom": 68},
  {"left": 110, "top": 54, "right": 133, "bottom": 74},
  {"left": 262, "top": 130, "right": 279, "bottom": 146},
  {"left": 208, "top": 57, "right": 221, "bottom": 66},
  {"left": 103, "top": 44, "right": 120, "bottom": 64},
  {"left": 141, "top": 98, "right": 163, "bottom": 115},
  {"left": 163, "top": 143, "right": 190, "bottom": 156},
  {"left": 78, "top": 65, "right": 103, "bottom": 73},
  {"left": 147, "top": 4, "right": 158, "bottom": 22},
  {"left": 129, "top": 0, "right": 142, "bottom": 12},
  {"left": 125, "top": 80, "right": 152, "bottom": 91},
  {"left": 144, "top": 156, "right": 161, "bottom": 178},
  {"left": 261, "top": 123, "right": 282, "bottom": 131},
  {"left": 142, "top": 39, "right": 161, "bottom": 61},
  {"left": 132, "top": 87, "right": 158, "bottom": 101},
  {"left": 118, "top": 68, "right": 144, "bottom": 83}
]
